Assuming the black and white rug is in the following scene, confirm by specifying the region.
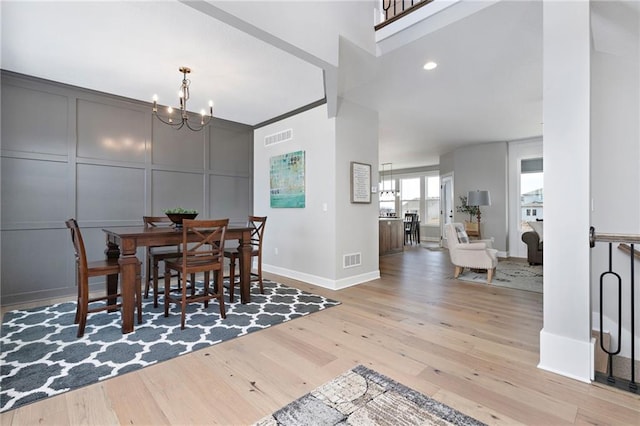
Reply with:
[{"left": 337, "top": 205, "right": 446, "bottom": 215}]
[
  {"left": 256, "top": 365, "right": 486, "bottom": 425},
  {"left": 0, "top": 280, "right": 340, "bottom": 413}
]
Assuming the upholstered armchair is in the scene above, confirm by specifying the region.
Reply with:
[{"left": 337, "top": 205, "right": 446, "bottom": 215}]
[
  {"left": 521, "top": 221, "right": 543, "bottom": 265},
  {"left": 445, "top": 222, "right": 498, "bottom": 283}
]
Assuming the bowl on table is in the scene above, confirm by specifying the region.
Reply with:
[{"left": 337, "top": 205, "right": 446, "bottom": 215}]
[{"left": 165, "top": 213, "right": 198, "bottom": 229}]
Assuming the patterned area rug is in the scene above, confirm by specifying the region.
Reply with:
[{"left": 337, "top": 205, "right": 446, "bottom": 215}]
[
  {"left": 0, "top": 280, "right": 340, "bottom": 413},
  {"left": 453, "top": 260, "right": 543, "bottom": 293},
  {"left": 256, "top": 365, "right": 486, "bottom": 425}
]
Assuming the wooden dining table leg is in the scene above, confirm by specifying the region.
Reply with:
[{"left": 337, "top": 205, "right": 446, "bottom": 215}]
[
  {"left": 238, "top": 229, "right": 252, "bottom": 304},
  {"left": 105, "top": 241, "right": 120, "bottom": 311},
  {"left": 118, "top": 255, "right": 139, "bottom": 333},
  {"left": 106, "top": 238, "right": 139, "bottom": 334}
]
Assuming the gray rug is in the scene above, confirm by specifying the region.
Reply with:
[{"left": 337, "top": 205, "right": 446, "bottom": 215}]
[
  {"left": 453, "top": 260, "right": 543, "bottom": 293},
  {"left": 256, "top": 365, "right": 486, "bottom": 425},
  {"left": 0, "top": 280, "right": 340, "bottom": 413}
]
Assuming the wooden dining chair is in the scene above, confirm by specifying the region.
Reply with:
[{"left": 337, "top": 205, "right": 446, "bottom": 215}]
[
  {"left": 224, "top": 216, "right": 267, "bottom": 302},
  {"left": 143, "top": 216, "right": 182, "bottom": 308},
  {"left": 65, "top": 218, "right": 142, "bottom": 337},
  {"left": 163, "top": 218, "right": 229, "bottom": 329}
]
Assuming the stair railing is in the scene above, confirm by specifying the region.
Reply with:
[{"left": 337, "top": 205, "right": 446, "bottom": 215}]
[
  {"left": 589, "top": 227, "right": 639, "bottom": 394},
  {"left": 376, "top": 0, "right": 434, "bottom": 30}
]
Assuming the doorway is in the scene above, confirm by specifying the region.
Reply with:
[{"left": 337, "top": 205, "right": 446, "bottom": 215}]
[
  {"left": 508, "top": 139, "right": 543, "bottom": 258},
  {"left": 440, "top": 174, "right": 453, "bottom": 247}
]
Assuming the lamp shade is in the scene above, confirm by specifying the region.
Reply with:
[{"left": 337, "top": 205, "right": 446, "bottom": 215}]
[{"left": 467, "top": 190, "right": 491, "bottom": 206}]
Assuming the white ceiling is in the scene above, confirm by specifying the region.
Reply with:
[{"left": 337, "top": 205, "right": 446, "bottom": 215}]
[{"left": 1, "top": 0, "right": 544, "bottom": 170}]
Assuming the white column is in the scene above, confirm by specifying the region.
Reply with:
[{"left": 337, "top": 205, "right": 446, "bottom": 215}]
[{"left": 539, "top": 0, "right": 594, "bottom": 382}]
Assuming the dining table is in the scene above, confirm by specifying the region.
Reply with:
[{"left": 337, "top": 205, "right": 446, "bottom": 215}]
[{"left": 102, "top": 224, "right": 253, "bottom": 334}]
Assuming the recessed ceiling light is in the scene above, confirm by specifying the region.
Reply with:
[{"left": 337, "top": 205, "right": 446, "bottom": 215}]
[{"left": 423, "top": 61, "right": 438, "bottom": 71}]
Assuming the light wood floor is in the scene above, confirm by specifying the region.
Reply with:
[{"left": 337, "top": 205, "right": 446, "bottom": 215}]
[{"left": 2, "top": 245, "right": 639, "bottom": 425}]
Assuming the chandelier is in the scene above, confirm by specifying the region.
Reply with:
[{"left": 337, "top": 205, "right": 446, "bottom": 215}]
[
  {"left": 379, "top": 162, "right": 400, "bottom": 197},
  {"left": 152, "top": 66, "right": 213, "bottom": 131}
]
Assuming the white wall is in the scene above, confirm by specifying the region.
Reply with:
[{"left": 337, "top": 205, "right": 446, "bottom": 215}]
[
  {"left": 590, "top": 0, "right": 640, "bottom": 361},
  {"left": 539, "top": 0, "right": 593, "bottom": 383},
  {"left": 254, "top": 103, "right": 380, "bottom": 289},
  {"left": 213, "top": 1, "right": 377, "bottom": 66},
  {"left": 335, "top": 99, "right": 380, "bottom": 282}
]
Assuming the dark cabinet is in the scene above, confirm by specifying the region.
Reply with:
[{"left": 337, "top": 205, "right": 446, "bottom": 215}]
[{"left": 379, "top": 219, "right": 404, "bottom": 255}]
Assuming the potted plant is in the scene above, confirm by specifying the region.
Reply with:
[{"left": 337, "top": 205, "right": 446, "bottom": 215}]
[
  {"left": 163, "top": 207, "right": 198, "bottom": 228},
  {"left": 456, "top": 196, "right": 479, "bottom": 222},
  {"left": 456, "top": 196, "right": 480, "bottom": 236}
]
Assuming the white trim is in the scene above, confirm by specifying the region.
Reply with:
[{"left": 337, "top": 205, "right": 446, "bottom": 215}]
[
  {"left": 263, "top": 264, "right": 380, "bottom": 291},
  {"left": 538, "top": 329, "right": 595, "bottom": 383}
]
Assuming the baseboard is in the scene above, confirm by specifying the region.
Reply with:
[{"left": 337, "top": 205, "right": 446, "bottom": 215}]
[
  {"left": 539, "top": 328, "right": 595, "bottom": 383},
  {"left": 263, "top": 264, "right": 379, "bottom": 290}
]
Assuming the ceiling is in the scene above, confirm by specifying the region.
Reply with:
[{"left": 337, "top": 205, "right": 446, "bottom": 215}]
[{"left": 1, "top": 0, "right": 544, "bottom": 170}]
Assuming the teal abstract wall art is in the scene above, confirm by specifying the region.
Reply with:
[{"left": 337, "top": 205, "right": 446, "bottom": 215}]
[{"left": 270, "top": 151, "right": 305, "bottom": 208}]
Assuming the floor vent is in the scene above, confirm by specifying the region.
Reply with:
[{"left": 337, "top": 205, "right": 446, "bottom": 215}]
[
  {"left": 264, "top": 129, "right": 292, "bottom": 146},
  {"left": 343, "top": 253, "right": 361, "bottom": 268}
]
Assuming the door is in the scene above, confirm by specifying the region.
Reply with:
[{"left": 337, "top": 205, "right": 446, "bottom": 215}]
[{"left": 440, "top": 174, "right": 453, "bottom": 247}]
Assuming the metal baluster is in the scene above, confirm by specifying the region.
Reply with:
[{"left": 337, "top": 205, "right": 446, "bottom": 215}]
[
  {"left": 630, "top": 243, "right": 637, "bottom": 392},
  {"left": 599, "top": 242, "right": 622, "bottom": 384}
]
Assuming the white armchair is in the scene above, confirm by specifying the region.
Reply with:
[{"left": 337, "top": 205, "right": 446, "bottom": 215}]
[{"left": 445, "top": 222, "right": 498, "bottom": 283}]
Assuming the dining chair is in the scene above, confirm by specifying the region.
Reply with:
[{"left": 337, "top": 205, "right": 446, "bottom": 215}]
[
  {"left": 143, "top": 216, "right": 182, "bottom": 308},
  {"left": 164, "top": 218, "right": 229, "bottom": 329},
  {"left": 404, "top": 213, "right": 419, "bottom": 245},
  {"left": 65, "top": 218, "right": 142, "bottom": 337},
  {"left": 224, "top": 216, "right": 267, "bottom": 302}
]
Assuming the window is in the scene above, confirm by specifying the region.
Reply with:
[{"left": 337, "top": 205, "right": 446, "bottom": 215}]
[
  {"left": 379, "top": 179, "right": 397, "bottom": 217},
  {"left": 424, "top": 175, "right": 440, "bottom": 225},
  {"left": 400, "top": 178, "right": 420, "bottom": 217},
  {"left": 378, "top": 171, "right": 440, "bottom": 232},
  {"left": 520, "top": 158, "right": 543, "bottom": 232}
]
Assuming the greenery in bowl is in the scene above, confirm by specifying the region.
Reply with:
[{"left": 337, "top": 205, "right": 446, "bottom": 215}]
[
  {"left": 163, "top": 207, "right": 198, "bottom": 214},
  {"left": 164, "top": 208, "right": 199, "bottom": 228}
]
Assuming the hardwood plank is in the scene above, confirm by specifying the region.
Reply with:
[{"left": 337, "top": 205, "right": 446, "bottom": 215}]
[{"left": 2, "top": 245, "right": 638, "bottom": 425}]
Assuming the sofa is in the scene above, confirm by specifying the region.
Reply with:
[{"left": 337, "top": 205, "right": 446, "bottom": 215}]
[{"left": 521, "top": 223, "right": 543, "bottom": 265}]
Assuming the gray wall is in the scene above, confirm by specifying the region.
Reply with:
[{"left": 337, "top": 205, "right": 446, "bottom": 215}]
[
  {"left": 440, "top": 142, "right": 509, "bottom": 252},
  {"left": 1, "top": 71, "right": 253, "bottom": 305}
]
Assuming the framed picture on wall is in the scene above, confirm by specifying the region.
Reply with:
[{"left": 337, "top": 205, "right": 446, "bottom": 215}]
[
  {"left": 270, "top": 150, "right": 306, "bottom": 208},
  {"left": 350, "top": 161, "right": 371, "bottom": 204}
]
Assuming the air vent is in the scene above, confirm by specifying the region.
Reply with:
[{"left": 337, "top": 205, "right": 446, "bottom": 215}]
[
  {"left": 264, "top": 129, "right": 293, "bottom": 146},
  {"left": 343, "top": 252, "right": 361, "bottom": 268}
]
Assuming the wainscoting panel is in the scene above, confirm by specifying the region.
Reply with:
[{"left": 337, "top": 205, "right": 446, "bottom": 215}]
[
  {"left": 209, "top": 174, "right": 251, "bottom": 221},
  {"left": 1, "top": 228, "right": 72, "bottom": 305},
  {"left": 151, "top": 169, "right": 205, "bottom": 214},
  {"left": 210, "top": 123, "right": 252, "bottom": 177},
  {"left": 1, "top": 157, "right": 69, "bottom": 227},
  {"left": 0, "top": 70, "right": 253, "bottom": 305},
  {"left": 151, "top": 117, "right": 206, "bottom": 169},
  {"left": 1, "top": 83, "right": 69, "bottom": 156},
  {"left": 76, "top": 163, "right": 146, "bottom": 223},
  {"left": 76, "top": 98, "right": 148, "bottom": 163}
]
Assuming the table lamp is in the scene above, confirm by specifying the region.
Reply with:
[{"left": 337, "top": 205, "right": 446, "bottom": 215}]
[{"left": 467, "top": 190, "right": 491, "bottom": 238}]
